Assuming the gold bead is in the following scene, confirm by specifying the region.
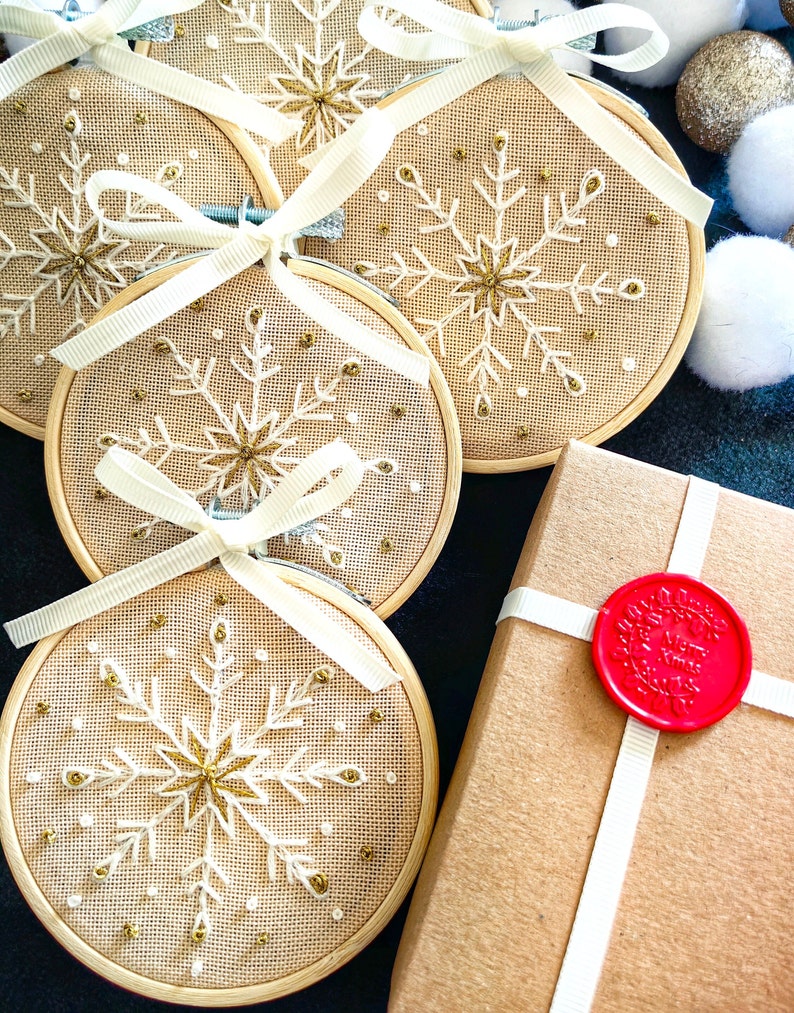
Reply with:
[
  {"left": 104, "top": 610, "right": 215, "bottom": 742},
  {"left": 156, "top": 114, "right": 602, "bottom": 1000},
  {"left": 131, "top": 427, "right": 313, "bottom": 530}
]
[
  {"left": 130, "top": 526, "right": 147, "bottom": 541},
  {"left": 342, "top": 361, "right": 361, "bottom": 378},
  {"left": 626, "top": 281, "right": 642, "bottom": 296},
  {"left": 35, "top": 701, "right": 51, "bottom": 715},
  {"left": 213, "top": 624, "right": 227, "bottom": 643},
  {"left": 452, "top": 147, "right": 467, "bottom": 162},
  {"left": 360, "top": 845, "right": 374, "bottom": 862},
  {"left": 131, "top": 387, "right": 146, "bottom": 402},
  {"left": 256, "top": 931, "right": 270, "bottom": 945},
  {"left": 174, "top": 23, "right": 185, "bottom": 36},
  {"left": 41, "top": 828, "right": 57, "bottom": 844},
  {"left": 94, "top": 486, "right": 109, "bottom": 500},
  {"left": 494, "top": 134, "right": 507, "bottom": 151},
  {"left": 249, "top": 307, "right": 263, "bottom": 325},
  {"left": 539, "top": 166, "right": 553, "bottom": 181},
  {"left": 103, "top": 669, "right": 120, "bottom": 688},
  {"left": 16, "top": 388, "right": 32, "bottom": 403},
  {"left": 309, "top": 872, "right": 329, "bottom": 895},
  {"left": 189, "top": 297, "right": 205, "bottom": 313},
  {"left": 134, "top": 111, "right": 148, "bottom": 125},
  {"left": 380, "top": 537, "right": 394, "bottom": 554},
  {"left": 149, "top": 613, "right": 167, "bottom": 630},
  {"left": 399, "top": 166, "right": 415, "bottom": 183},
  {"left": 64, "top": 114, "right": 77, "bottom": 133},
  {"left": 477, "top": 402, "right": 491, "bottom": 418},
  {"left": 390, "top": 404, "right": 406, "bottom": 419},
  {"left": 122, "top": 923, "right": 139, "bottom": 940},
  {"left": 353, "top": 263, "right": 367, "bottom": 276},
  {"left": 100, "top": 435, "right": 116, "bottom": 447},
  {"left": 13, "top": 99, "right": 27, "bottom": 114},
  {"left": 646, "top": 211, "right": 661, "bottom": 226},
  {"left": 93, "top": 865, "right": 109, "bottom": 879},
  {"left": 583, "top": 329, "right": 598, "bottom": 341},
  {"left": 376, "top": 460, "right": 394, "bottom": 474},
  {"left": 568, "top": 377, "right": 582, "bottom": 393},
  {"left": 312, "top": 668, "right": 331, "bottom": 684},
  {"left": 341, "top": 769, "right": 359, "bottom": 784},
  {"left": 329, "top": 550, "right": 343, "bottom": 566},
  {"left": 153, "top": 339, "right": 170, "bottom": 355},
  {"left": 191, "top": 926, "right": 208, "bottom": 944},
  {"left": 517, "top": 424, "right": 530, "bottom": 439},
  {"left": 163, "top": 165, "right": 179, "bottom": 180},
  {"left": 66, "top": 771, "right": 88, "bottom": 787},
  {"left": 369, "top": 708, "right": 385, "bottom": 724},
  {"left": 299, "top": 330, "right": 316, "bottom": 349},
  {"left": 378, "top": 222, "right": 391, "bottom": 236},
  {"left": 213, "top": 592, "right": 229, "bottom": 606}
]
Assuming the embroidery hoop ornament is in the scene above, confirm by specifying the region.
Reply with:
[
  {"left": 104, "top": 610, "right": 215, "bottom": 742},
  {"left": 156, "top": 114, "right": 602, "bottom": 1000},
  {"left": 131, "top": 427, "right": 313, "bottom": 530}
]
[
  {"left": 302, "top": 0, "right": 709, "bottom": 473},
  {"left": 0, "top": 0, "right": 294, "bottom": 439},
  {"left": 0, "top": 565, "right": 438, "bottom": 1004}
]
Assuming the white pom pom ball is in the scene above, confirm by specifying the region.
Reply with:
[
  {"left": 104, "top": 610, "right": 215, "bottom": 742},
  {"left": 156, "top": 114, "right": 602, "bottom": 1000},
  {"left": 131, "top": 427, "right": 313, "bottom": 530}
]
[
  {"left": 603, "top": 0, "right": 747, "bottom": 88},
  {"left": 495, "top": 0, "right": 593, "bottom": 75},
  {"left": 745, "top": 0, "right": 788, "bottom": 27},
  {"left": 686, "top": 236, "right": 794, "bottom": 390},
  {"left": 728, "top": 105, "right": 794, "bottom": 238}
]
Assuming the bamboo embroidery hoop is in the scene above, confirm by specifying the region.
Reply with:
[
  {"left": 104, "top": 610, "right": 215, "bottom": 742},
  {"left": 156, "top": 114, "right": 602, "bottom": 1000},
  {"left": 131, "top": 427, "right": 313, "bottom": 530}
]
[
  {"left": 304, "top": 76, "right": 705, "bottom": 473},
  {"left": 0, "top": 566, "right": 438, "bottom": 1004},
  {"left": 46, "top": 256, "right": 462, "bottom": 619},
  {"left": 0, "top": 64, "right": 280, "bottom": 440}
]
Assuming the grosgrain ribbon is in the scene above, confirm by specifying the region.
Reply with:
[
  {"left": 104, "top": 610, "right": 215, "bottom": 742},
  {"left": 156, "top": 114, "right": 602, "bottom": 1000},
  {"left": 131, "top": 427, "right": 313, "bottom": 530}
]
[
  {"left": 301, "top": 0, "right": 711, "bottom": 228},
  {"left": 0, "top": 0, "right": 297, "bottom": 142},
  {"left": 50, "top": 106, "right": 431, "bottom": 386},
  {"left": 4, "top": 441, "right": 401, "bottom": 693}
]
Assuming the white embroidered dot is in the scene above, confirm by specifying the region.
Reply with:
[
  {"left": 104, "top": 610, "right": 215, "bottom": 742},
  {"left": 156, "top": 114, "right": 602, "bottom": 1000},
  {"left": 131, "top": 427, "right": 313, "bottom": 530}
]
[
  {"left": 340, "top": 507, "right": 353, "bottom": 519},
  {"left": 205, "top": 34, "right": 219, "bottom": 49},
  {"left": 25, "top": 770, "right": 42, "bottom": 784},
  {"left": 66, "top": 894, "right": 82, "bottom": 909},
  {"left": 188, "top": 148, "right": 200, "bottom": 160},
  {"left": 332, "top": 720, "right": 346, "bottom": 734},
  {"left": 146, "top": 886, "right": 159, "bottom": 898},
  {"left": 71, "top": 717, "right": 84, "bottom": 732},
  {"left": 86, "top": 640, "right": 99, "bottom": 654},
  {"left": 254, "top": 648, "right": 268, "bottom": 662},
  {"left": 622, "top": 356, "right": 637, "bottom": 372},
  {"left": 605, "top": 233, "right": 619, "bottom": 248},
  {"left": 78, "top": 813, "right": 94, "bottom": 829},
  {"left": 164, "top": 646, "right": 177, "bottom": 660},
  {"left": 117, "top": 153, "right": 130, "bottom": 166},
  {"left": 191, "top": 960, "right": 203, "bottom": 978},
  {"left": 332, "top": 908, "right": 344, "bottom": 921},
  {"left": 417, "top": 122, "right": 429, "bottom": 136},
  {"left": 68, "top": 87, "right": 81, "bottom": 101},
  {"left": 320, "top": 822, "right": 334, "bottom": 837},
  {"left": 385, "top": 771, "right": 398, "bottom": 785},
  {"left": 245, "top": 896, "right": 258, "bottom": 912},
  {"left": 211, "top": 328, "right": 224, "bottom": 341},
  {"left": 30, "top": 142, "right": 43, "bottom": 155},
  {"left": 346, "top": 411, "right": 359, "bottom": 425},
  {"left": 409, "top": 480, "right": 422, "bottom": 495},
  {"left": 378, "top": 189, "right": 390, "bottom": 203},
  {"left": 516, "top": 386, "right": 529, "bottom": 398}
]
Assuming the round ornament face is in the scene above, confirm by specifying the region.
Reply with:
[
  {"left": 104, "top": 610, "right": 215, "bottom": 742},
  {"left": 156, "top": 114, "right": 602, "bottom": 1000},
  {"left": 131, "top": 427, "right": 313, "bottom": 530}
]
[
  {"left": 49, "top": 258, "right": 460, "bottom": 617},
  {"left": 0, "top": 66, "right": 274, "bottom": 438},
  {"left": 0, "top": 568, "right": 436, "bottom": 1003},
  {"left": 304, "top": 76, "right": 703, "bottom": 472},
  {"left": 139, "top": 0, "right": 489, "bottom": 199}
]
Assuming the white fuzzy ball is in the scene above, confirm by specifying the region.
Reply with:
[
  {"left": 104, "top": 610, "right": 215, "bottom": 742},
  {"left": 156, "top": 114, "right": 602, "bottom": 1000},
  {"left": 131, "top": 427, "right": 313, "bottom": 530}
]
[
  {"left": 686, "top": 236, "right": 794, "bottom": 390},
  {"left": 745, "top": 0, "right": 788, "bottom": 28},
  {"left": 603, "top": 0, "right": 747, "bottom": 88},
  {"left": 728, "top": 106, "right": 794, "bottom": 237},
  {"left": 495, "top": 0, "right": 593, "bottom": 75}
]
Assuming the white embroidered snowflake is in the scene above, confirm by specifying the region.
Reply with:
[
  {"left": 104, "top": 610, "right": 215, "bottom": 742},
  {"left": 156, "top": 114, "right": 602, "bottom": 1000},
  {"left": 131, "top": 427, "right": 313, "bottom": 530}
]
[
  {"left": 63, "top": 616, "right": 366, "bottom": 941},
  {"left": 221, "top": 0, "right": 392, "bottom": 152},
  {"left": 100, "top": 310, "right": 396, "bottom": 568},
  {"left": 0, "top": 117, "right": 182, "bottom": 345},
  {"left": 357, "top": 131, "right": 647, "bottom": 419}
]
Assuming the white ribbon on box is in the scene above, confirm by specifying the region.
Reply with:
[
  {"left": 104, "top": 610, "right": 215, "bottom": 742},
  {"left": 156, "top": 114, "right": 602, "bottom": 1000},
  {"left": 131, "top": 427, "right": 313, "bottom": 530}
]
[
  {"left": 301, "top": 0, "right": 712, "bottom": 229},
  {"left": 0, "top": 0, "right": 298, "bottom": 142},
  {"left": 5, "top": 441, "right": 402, "bottom": 693},
  {"left": 497, "top": 476, "right": 794, "bottom": 1012}
]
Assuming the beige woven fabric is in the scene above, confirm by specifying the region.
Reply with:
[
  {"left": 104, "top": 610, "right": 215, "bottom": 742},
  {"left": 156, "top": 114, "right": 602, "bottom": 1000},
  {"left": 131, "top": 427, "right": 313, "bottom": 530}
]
[
  {"left": 304, "top": 77, "right": 695, "bottom": 468},
  {"left": 56, "top": 264, "right": 456, "bottom": 615},
  {"left": 4, "top": 569, "right": 428, "bottom": 997},
  {"left": 0, "top": 66, "right": 265, "bottom": 436},
  {"left": 143, "top": 0, "right": 484, "bottom": 198}
]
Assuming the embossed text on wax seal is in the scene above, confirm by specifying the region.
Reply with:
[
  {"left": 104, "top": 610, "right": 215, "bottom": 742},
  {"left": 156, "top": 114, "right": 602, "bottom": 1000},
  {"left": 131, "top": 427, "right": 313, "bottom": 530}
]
[{"left": 591, "top": 573, "right": 753, "bottom": 733}]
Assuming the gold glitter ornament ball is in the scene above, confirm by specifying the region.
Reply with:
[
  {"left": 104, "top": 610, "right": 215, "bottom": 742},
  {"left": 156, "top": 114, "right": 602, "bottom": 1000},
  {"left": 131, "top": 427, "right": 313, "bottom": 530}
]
[
  {"left": 781, "top": 1, "right": 794, "bottom": 27},
  {"left": 676, "top": 31, "right": 794, "bottom": 153},
  {"left": 784, "top": 224, "right": 794, "bottom": 246}
]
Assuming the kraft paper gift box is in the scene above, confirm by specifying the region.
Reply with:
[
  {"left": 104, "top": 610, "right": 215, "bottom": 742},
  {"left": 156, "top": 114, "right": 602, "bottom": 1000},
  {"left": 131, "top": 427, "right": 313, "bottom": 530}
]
[{"left": 389, "top": 440, "right": 794, "bottom": 1012}]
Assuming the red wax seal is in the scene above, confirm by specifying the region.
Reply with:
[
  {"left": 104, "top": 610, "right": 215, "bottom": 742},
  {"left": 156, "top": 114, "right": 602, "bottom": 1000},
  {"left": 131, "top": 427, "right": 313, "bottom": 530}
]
[{"left": 592, "top": 573, "right": 752, "bottom": 733}]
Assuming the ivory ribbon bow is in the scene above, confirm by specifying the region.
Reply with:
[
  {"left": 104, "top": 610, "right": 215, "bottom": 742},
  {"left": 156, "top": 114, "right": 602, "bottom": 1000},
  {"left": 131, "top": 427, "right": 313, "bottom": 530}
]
[
  {"left": 50, "top": 105, "right": 431, "bottom": 386},
  {"left": 302, "top": 0, "right": 711, "bottom": 228},
  {"left": 5, "top": 441, "right": 402, "bottom": 693},
  {"left": 0, "top": 0, "right": 297, "bottom": 142}
]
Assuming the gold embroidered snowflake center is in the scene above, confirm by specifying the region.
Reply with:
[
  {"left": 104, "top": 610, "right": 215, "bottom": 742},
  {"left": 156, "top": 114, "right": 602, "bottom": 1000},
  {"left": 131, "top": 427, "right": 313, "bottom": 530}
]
[
  {"left": 454, "top": 240, "right": 536, "bottom": 322},
  {"left": 161, "top": 731, "right": 258, "bottom": 824},
  {"left": 204, "top": 416, "right": 284, "bottom": 495},
  {"left": 33, "top": 219, "right": 123, "bottom": 304}
]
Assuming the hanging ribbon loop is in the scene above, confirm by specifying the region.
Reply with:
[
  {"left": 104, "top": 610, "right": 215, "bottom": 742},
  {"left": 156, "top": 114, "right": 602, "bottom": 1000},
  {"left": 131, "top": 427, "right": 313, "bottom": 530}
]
[
  {"left": 0, "top": 0, "right": 298, "bottom": 143},
  {"left": 51, "top": 105, "right": 431, "bottom": 386},
  {"left": 5, "top": 441, "right": 401, "bottom": 692}
]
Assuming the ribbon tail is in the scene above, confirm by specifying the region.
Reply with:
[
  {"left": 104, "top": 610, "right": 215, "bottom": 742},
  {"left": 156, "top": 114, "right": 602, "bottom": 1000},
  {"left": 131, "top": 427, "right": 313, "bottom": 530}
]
[
  {"left": 4, "top": 531, "right": 218, "bottom": 647},
  {"left": 222, "top": 552, "right": 401, "bottom": 692}
]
